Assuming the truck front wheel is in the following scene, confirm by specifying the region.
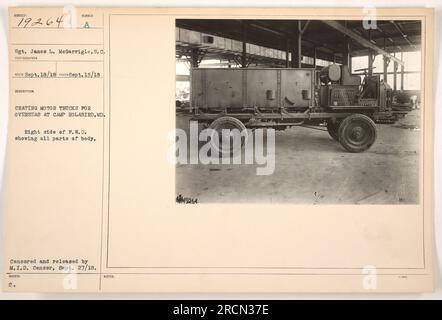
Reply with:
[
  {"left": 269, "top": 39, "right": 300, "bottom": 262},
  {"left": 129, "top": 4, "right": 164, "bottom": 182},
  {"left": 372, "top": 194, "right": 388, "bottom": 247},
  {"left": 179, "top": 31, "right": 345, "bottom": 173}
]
[{"left": 338, "top": 114, "right": 377, "bottom": 153}]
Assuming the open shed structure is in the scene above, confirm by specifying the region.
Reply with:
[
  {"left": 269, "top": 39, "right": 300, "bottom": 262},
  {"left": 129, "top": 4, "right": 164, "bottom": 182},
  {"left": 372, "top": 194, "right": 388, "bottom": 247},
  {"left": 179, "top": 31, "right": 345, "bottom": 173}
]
[
  {"left": 176, "top": 19, "right": 421, "bottom": 92},
  {"left": 175, "top": 18, "right": 422, "bottom": 203}
]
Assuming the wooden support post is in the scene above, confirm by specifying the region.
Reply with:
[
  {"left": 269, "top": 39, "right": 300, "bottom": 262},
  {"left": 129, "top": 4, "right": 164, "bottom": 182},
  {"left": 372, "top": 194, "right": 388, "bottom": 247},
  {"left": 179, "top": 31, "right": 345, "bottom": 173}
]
[
  {"left": 297, "top": 21, "right": 302, "bottom": 68},
  {"left": 400, "top": 51, "right": 404, "bottom": 90},
  {"left": 343, "top": 22, "right": 351, "bottom": 68},
  {"left": 382, "top": 37, "right": 388, "bottom": 82},
  {"left": 241, "top": 22, "right": 247, "bottom": 68},
  {"left": 285, "top": 39, "right": 290, "bottom": 68},
  {"left": 191, "top": 48, "right": 199, "bottom": 68},
  {"left": 367, "top": 30, "right": 373, "bottom": 76},
  {"left": 313, "top": 46, "right": 317, "bottom": 69},
  {"left": 368, "top": 50, "right": 374, "bottom": 76},
  {"left": 348, "top": 42, "right": 352, "bottom": 71},
  {"left": 393, "top": 59, "right": 398, "bottom": 92},
  {"left": 291, "top": 21, "right": 301, "bottom": 68},
  {"left": 383, "top": 56, "right": 388, "bottom": 82},
  {"left": 290, "top": 46, "right": 297, "bottom": 68},
  {"left": 343, "top": 38, "right": 351, "bottom": 67}
]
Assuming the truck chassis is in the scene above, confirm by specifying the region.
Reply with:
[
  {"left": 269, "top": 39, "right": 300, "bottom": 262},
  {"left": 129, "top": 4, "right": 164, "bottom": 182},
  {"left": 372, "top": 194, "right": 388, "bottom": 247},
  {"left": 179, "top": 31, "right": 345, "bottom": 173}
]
[{"left": 190, "top": 66, "right": 405, "bottom": 153}]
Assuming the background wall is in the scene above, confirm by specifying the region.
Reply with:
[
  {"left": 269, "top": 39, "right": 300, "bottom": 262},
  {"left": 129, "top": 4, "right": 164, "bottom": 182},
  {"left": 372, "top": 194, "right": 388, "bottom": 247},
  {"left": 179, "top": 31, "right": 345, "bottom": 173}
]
[{"left": 0, "top": 0, "right": 441, "bottom": 299}]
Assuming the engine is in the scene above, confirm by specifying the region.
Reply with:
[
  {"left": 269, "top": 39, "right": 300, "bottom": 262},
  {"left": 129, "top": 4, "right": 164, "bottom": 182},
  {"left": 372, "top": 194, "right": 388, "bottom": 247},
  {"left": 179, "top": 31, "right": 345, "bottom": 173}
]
[{"left": 318, "top": 64, "right": 392, "bottom": 114}]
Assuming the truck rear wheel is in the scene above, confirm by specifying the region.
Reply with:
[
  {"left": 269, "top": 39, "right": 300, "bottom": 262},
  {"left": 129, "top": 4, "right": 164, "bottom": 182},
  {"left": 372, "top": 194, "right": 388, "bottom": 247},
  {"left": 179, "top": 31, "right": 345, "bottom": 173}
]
[
  {"left": 209, "top": 116, "right": 248, "bottom": 155},
  {"left": 326, "top": 121, "right": 340, "bottom": 141},
  {"left": 338, "top": 114, "right": 377, "bottom": 153}
]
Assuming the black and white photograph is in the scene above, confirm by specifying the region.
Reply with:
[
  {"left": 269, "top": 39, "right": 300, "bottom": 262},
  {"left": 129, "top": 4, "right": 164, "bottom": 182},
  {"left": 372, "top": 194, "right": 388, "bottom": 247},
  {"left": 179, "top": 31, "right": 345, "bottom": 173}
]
[
  {"left": 175, "top": 19, "right": 422, "bottom": 204},
  {"left": 1, "top": 4, "right": 437, "bottom": 296}
]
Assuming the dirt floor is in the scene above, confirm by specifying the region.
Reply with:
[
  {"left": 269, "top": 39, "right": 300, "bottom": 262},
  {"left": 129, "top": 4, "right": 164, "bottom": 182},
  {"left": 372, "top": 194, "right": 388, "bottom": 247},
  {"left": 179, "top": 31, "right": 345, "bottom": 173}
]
[{"left": 175, "top": 110, "right": 420, "bottom": 204}]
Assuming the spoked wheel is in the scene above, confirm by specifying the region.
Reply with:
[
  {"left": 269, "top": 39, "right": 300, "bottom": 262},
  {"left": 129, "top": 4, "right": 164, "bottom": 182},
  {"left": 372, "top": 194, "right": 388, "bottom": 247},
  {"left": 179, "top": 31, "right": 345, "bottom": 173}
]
[
  {"left": 326, "top": 120, "right": 340, "bottom": 141},
  {"left": 338, "top": 114, "right": 378, "bottom": 153},
  {"left": 208, "top": 116, "right": 248, "bottom": 155}
]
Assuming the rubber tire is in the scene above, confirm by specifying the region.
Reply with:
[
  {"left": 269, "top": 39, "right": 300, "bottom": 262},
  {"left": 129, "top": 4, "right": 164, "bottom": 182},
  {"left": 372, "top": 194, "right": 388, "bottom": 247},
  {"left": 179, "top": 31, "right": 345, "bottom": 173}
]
[
  {"left": 338, "top": 114, "right": 378, "bottom": 153},
  {"left": 326, "top": 121, "right": 340, "bottom": 141},
  {"left": 209, "top": 116, "right": 247, "bottom": 155}
]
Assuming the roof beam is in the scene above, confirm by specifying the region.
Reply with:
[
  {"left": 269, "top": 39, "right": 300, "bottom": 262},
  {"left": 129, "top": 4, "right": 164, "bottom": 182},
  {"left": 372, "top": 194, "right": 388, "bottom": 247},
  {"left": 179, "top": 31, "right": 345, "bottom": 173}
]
[
  {"left": 390, "top": 21, "right": 416, "bottom": 49},
  {"left": 248, "top": 23, "right": 286, "bottom": 37},
  {"left": 322, "top": 20, "right": 404, "bottom": 65},
  {"left": 351, "top": 44, "right": 420, "bottom": 56},
  {"left": 300, "top": 20, "right": 310, "bottom": 35}
]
